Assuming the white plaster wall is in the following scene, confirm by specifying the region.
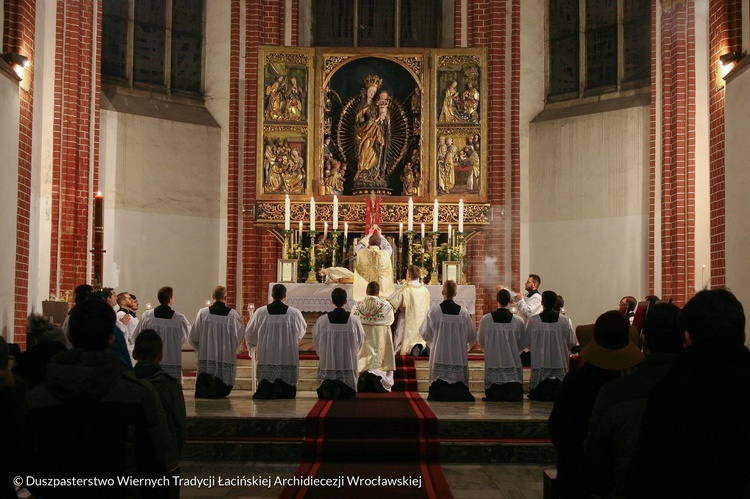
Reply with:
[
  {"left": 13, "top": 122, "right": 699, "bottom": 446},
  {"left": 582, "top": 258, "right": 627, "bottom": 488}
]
[
  {"left": 0, "top": 77, "right": 20, "bottom": 341},
  {"left": 100, "top": 110, "right": 222, "bottom": 321},
  {"left": 724, "top": 66, "right": 750, "bottom": 328},
  {"left": 529, "top": 106, "right": 650, "bottom": 326}
]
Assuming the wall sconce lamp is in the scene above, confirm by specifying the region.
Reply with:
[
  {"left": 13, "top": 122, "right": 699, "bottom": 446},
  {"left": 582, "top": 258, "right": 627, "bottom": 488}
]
[
  {"left": 1, "top": 52, "right": 29, "bottom": 68},
  {"left": 720, "top": 51, "right": 743, "bottom": 66}
]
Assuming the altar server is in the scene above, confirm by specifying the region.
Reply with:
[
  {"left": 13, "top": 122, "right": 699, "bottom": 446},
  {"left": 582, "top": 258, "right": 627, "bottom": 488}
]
[
  {"left": 313, "top": 287, "right": 365, "bottom": 399},
  {"left": 134, "top": 286, "right": 190, "bottom": 382},
  {"left": 420, "top": 280, "right": 477, "bottom": 401},
  {"left": 477, "top": 288, "right": 526, "bottom": 401},
  {"left": 389, "top": 264, "right": 432, "bottom": 356},
  {"left": 189, "top": 285, "right": 245, "bottom": 398},
  {"left": 245, "top": 283, "right": 307, "bottom": 399},
  {"left": 352, "top": 281, "right": 396, "bottom": 392}
]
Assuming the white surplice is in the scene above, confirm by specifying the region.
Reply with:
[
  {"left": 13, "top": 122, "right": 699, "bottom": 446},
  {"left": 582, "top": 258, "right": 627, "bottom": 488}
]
[
  {"left": 312, "top": 312, "right": 365, "bottom": 391},
  {"left": 134, "top": 308, "right": 190, "bottom": 382},
  {"left": 419, "top": 303, "right": 477, "bottom": 385},
  {"left": 388, "top": 280, "right": 431, "bottom": 355},
  {"left": 352, "top": 295, "right": 395, "bottom": 390},
  {"left": 244, "top": 305, "right": 306, "bottom": 385},
  {"left": 524, "top": 312, "right": 577, "bottom": 389},
  {"left": 188, "top": 307, "right": 245, "bottom": 387},
  {"left": 477, "top": 310, "right": 525, "bottom": 388}
]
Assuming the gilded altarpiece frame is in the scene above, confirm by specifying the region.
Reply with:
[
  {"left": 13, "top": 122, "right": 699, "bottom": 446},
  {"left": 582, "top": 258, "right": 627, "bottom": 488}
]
[{"left": 255, "top": 47, "right": 488, "bottom": 232}]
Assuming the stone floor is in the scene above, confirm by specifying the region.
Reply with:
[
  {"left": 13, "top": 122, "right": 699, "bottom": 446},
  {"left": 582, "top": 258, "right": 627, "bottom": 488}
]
[{"left": 182, "top": 390, "right": 554, "bottom": 497}]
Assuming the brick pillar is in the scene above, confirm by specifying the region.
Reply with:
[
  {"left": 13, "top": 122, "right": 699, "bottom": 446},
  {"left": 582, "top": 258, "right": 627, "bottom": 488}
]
[
  {"left": 4, "top": 0, "right": 36, "bottom": 349},
  {"left": 226, "top": 0, "right": 242, "bottom": 309},
  {"left": 659, "top": 0, "right": 696, "bottom": 305},
  {"left": 49, "top": 0, "right": 100, "bottom": 300},
  {"left": 648, "top": 0, "right": 658, "bottom": 295},
  {"left": 707, "top": 0, "right": 742, "bottom": 287}
]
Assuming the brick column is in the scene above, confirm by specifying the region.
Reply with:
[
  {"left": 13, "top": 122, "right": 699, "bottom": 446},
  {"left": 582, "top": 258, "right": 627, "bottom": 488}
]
[
  {"left": 226, "top": 0, "right": 242, "bottom": 310},
  {"left": 4, "top": 0, "right": 35, "bottom": 349}
]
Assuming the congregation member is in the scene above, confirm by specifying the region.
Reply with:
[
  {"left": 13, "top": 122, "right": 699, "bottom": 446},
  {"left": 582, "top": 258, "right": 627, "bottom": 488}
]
[
  {"left": 61, "top": 283, "right": 93, "bottom": 338},
  {"left": 245, "top": 283, "right": 307, "bottom": 399},
  {"left": 135, "top": 286, "right": 190, "bottom": 381},
  {"left": 352, "top": 281, "right": 396, "bottom": 392},
  {"left": 116, "top": 291, "right": 138, "bottom": 359},
  {"left": 134, "top": 330, "right": 186, "bottom": 484},
  {"left": 353, "top": 224, "right": 394, "bottom": 301},
  {"left": 618, "top": 295, "right": 637, "bottom": 323},
  {"left": 419, "top": 280, "right": 477, "bottom": 401},
  {"left": 549, "top": 310, "right": 643, "bottom": 499},
  {"left": 101, "top": 287, "right": 133, "bottom": 370},
  {"left": 477, "top": 288, "right": 525, "bottom": 401},
  {"left": 312, "top": 287, "right": 365, "bottom": 400},
  {"left": 12, "top": 313, "right": 67, "bottom": 394},
  {"left": 21, "top": 299, "right": 169, "bottom": 498},
  {"left": 524, "top": 290, "right": 577, "bottom": 400},
  {"left": 189, "top": 285, "right": 245, "bottom": 398},
  {"left": 515, "top": 274, "right": 543, "bottom": 321},
  {"left": 625, "top": 288, "right": 750, "bottom": 498},
  {"left": 584, "top": 302, "right": 682, "bottom": 498},
  {"left": 389, "top": 264, "right": 432, "bottom": 356}
]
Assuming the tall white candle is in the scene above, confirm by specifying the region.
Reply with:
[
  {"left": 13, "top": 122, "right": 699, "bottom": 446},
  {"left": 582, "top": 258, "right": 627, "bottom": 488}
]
[
  {"left": 433, "top": 199, "right": 439, "bottom": 233},
  {"left": 407, "top": 198, "right": 414, "bottom": 232},
  {"left": 298, "top": 220, "right": 303, "bottom": 245},
  {"left": 448, "top": 224, "right": 453, "bottom": 248},
  {"left": 284, "top": 194, "right": 291, "bottom": 231},
  {"left": 344, "top": 222, "right": 348, "bottom": 242},
  {"left": 458, "top": 199, "right": 464, "bottom": 233},
  {"left": 324, "top": 221, "right": 328, "bottom": 240},
  {"left": 333, "top": 195, "right": 339, "bottom": 230},
  {"left": 399, "top": 222, "right": 403, "bottom": 240},
  {"left": 421, "top": 223, "right": 425, "bottom": 241},
  {"left": 310, "top": 197, "right": 316, "bottom": 232}
]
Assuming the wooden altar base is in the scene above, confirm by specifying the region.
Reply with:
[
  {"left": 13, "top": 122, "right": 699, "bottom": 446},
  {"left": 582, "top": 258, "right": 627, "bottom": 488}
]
[{"left": 182, "top": 356, "right": 556, "bottom": 465}]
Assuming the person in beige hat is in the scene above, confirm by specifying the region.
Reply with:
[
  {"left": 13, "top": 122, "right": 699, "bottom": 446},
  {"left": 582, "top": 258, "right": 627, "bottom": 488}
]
[{"left": 548, "top": 310, "right": 644, "bottom": 499}]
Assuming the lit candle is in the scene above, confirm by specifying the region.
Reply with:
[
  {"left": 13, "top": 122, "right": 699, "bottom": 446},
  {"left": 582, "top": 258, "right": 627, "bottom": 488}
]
[
  {"left": 458, "top": 199, "right": 464, "bottom": 233},
  {"left": 421, "top": 223, "right": 425, "bottom": 241},
  {"left": 310, "top": 197, "right": 316, "bottom": 232},
  {"left": 94, "top": 192, "right": 104, "bottom": 233},
  {"left": 433, "top": 199, "right": 439, "bottom": 233},
  {"left": 344, "top": 222, "right": 348, "bottom": 242},
  {"left": 407, "top": 198, "right": 414, "bottom": 231},
  {"left": 333, "top": 195, "right": 339, "bottom": 230},
  {"left": 284, "top": 194, "right": 291, "bottom": 231},
  {"left": 399, "top": 222, "right": 403, "bottom": 241},
  {"left": 324, "top": 221, "right": 328, "bottom": 240}
]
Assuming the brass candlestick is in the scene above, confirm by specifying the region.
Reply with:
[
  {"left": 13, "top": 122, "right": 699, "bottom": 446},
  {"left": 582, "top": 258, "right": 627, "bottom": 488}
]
[
  {"left": 405, "top": 231, "right": 416, "bottom": 266},
  {"left": 429, "top": 232, "right": 440, "bottom": 285},
  {"left": 305, "top": 230, "right": 318, "bottom": 283},
  {"left": 283, "top": 229, "right": 294, "bottom": 258},
  {"left": 331, "top": 230, "right": 341, "bottom": 267},
  {"left": 457, "top": 231, "right": 467, "bottom": 285}
]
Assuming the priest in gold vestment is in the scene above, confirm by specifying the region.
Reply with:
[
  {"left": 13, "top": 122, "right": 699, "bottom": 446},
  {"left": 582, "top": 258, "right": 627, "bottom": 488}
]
[
  {"left": 353, "top": 228, "right": 394, "bottom": 301},
  {"left": 389, "top": 264, "right": 432, "bottom": 356},
  {"left": 352, "top": 281, "right": 396, "bottom": 392}
]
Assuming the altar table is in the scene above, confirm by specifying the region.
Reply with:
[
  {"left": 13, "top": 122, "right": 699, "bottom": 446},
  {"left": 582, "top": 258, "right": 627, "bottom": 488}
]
[{"left": 268, "top": 283, "right": 476, "bottom": 315}]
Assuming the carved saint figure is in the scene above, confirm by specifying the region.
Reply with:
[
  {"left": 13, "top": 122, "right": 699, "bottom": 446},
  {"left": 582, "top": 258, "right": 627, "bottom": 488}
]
[
  {"left": 282, "top": 148, "right": 305, "bottom": 194},
  {"left": 465, "top": 145, "right": 481, "bottom": 191},
  {"left": 353, "top": 76, "right": 390, "bottom": 185},
  {"left": 284, "top": 76, "right": 303, "bottom": 121},
  {"left": 439, "top": 80, "right": 459, "bottom": 122},
  {"left": 461, "top": 81, "right": 480, "bottom": 122},
  {"left": 265, "top": 76, "right": 286, "bottom": 120},
  {"left": 439, "top": 138, "right": 457, "bottom": 194}
]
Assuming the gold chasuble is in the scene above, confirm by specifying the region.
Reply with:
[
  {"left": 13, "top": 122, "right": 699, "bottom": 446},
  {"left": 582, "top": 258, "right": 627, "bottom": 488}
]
[{"left": 353, "top": 246, "right": 394, "bottom": 301}]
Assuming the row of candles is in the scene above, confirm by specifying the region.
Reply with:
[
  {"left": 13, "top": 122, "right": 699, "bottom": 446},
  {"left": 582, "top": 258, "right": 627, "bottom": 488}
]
[{"left": 284, "top": 195, "right": 466, "bottom": 238}]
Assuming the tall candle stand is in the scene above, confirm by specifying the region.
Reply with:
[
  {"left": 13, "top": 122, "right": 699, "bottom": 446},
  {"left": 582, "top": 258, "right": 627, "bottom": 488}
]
[
  {"left": 305, "top": 230, "right": 318, "bottom": 283},
  {"left": 428, "top": 232, "right": 440, "bottom": 285},
  {"left": 405, "top": 231, "right": 416, "bottom": 266},
  {"left": 456, "top": 232, "right": 467, "bottom": 285},
  {"left": 331, "top": 230, "right": 341, "bottom": 267},
  {"left": 283, "top": 229, "right": 294, "bottom": 258}
]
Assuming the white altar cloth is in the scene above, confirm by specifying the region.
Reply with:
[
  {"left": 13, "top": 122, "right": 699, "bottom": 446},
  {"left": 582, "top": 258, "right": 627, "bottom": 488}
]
[{"left": 269, "top": 283, "right": 476, "bottom": 315}]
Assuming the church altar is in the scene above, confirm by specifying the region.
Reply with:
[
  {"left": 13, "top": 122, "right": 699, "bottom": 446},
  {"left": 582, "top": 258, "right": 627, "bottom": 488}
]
[{"left": 269, "top": 283, "right": 476, "bottom": 315}]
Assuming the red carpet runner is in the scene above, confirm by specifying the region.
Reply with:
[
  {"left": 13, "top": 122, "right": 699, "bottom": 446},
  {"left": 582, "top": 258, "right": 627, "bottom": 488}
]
[{"left": 279, "top": 357, "right": 453, "bottom": 498}]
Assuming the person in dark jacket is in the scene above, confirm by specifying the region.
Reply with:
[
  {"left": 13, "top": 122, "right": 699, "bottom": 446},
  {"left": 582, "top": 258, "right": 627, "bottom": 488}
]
[
  {"left": 548, "top": 310, "right": 643, "bottom": 498},
  {"left": 584, "top": 302, "right": 682, "bottom": 497},
  {"left": 21, "top": 299, "right": 169, "bottom": 498},
  {"left": 625, "top": 288, "right": 750, "bottom": 498}
]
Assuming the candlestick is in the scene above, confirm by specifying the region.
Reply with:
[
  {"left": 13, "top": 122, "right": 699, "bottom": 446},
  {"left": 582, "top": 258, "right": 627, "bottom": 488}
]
[
  {"left": 406, "top": 231, "right": 416, "bottom": 267},
  {"left": 285, "top": 195, "right": 291, "bottom": 231},
  {"left": 458, "top": 199, "right": 464, "bottom": 233},
  {"left": 283, "top": 229, "right": 293, "bottom": 258},
  {"left": 407, "top": 198, "right": 414, "bottom": 231},
  {"left": 429, "top": 232, "right": 440, "bottom": 285},
  {"left": 433, "top": 199, "right": 439, "bottom": 233},
  {"left": 333, "top": 195, "right": 339, "bottom": 230},
  {"left": 457, "top": 232, "right": 467, "bottom": 285},
  {"left": 306, "top": 230, "right": 318, "bottom": 283},
  {"left": 331, "top": 230, "right": 341, "bottom": 267},
  {"left": 92, "top": 192, "right": 105, "bottom": 289},
  {"left": 310, "top": 197, "right": 316, "bottom": 232}
]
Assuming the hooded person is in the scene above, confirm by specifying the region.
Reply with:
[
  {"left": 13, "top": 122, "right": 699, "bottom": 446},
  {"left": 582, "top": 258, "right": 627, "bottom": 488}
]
[{"left": 548, "top": 310, "right": 643, "bottom": 499}]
